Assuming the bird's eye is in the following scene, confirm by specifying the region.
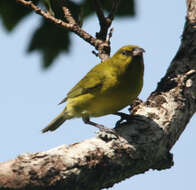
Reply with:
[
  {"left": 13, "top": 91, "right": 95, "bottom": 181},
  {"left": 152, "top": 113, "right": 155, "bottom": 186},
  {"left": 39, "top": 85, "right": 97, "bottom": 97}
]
[{"left": 121, "top": 50, "right": 132, "bottom": 56}]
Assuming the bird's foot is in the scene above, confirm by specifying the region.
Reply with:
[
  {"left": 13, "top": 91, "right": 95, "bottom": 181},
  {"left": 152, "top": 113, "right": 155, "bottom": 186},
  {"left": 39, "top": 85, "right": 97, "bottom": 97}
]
[
  {"left": 82, "top": 117, "right": 118, "bottom": 140},
  {"left": 98, "top": 125, "right": 116, "bottom": 134},
  {"left": 92, "top": 124, "right": 119, "bottom": 140},
  {"left": 92, "top": 124, "right": 118, "bottom": 140},
  {"left": 96, "top": 127, "right": 118, "bottom": 141}
]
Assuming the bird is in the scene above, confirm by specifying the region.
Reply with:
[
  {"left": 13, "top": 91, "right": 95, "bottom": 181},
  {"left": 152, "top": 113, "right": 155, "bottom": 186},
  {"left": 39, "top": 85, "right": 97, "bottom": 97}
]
[{"left": 42, "top": 45, "right": 145, "bottom": 133}]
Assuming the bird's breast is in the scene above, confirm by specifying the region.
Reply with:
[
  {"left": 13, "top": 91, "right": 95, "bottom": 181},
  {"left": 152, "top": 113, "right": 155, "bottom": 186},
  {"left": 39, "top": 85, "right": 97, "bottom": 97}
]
[{"left": 66, "top": 65, "right": 143, "bottom": 118}]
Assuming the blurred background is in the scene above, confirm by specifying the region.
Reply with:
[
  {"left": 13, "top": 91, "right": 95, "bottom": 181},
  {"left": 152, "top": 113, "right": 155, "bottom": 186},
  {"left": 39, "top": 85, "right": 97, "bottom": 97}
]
[{"left": 1, "top": 0, "right": 196, "bottom": 189}]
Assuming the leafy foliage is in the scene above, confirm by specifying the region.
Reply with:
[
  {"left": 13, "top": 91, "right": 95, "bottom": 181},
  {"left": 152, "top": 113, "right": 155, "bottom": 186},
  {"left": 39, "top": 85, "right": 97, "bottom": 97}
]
[
  {"left": 0, "top": 0, "right": 135, "bottom": 68},
  {"left": 28, "top": 19, "right": 70, "bottom": 68},
  {"left": 0, "top": 0, "right": 36, "bottom": 31}
]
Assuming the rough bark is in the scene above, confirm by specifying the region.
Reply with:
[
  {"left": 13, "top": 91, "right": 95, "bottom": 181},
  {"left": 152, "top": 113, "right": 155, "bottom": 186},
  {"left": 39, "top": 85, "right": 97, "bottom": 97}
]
[{"left": 0, "top": 0, "right": 196, "bottom": 190}]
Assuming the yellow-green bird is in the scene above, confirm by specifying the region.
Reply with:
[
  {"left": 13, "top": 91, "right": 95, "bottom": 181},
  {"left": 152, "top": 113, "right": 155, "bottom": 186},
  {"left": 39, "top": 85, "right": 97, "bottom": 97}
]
[{"left": 42, "top": 45, "right": 144, "bottom": 133}]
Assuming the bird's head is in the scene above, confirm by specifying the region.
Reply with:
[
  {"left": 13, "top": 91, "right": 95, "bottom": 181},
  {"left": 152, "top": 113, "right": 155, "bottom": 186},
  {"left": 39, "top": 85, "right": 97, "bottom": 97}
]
[{"left": 113, "top": 45, "right": 145, "bottom": 61}]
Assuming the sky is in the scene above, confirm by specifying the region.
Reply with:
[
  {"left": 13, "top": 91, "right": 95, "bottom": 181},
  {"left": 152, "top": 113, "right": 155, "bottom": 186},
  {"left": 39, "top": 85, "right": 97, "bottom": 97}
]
[{"left": 1, "top": 0, "right": 196, "bottom": 189}]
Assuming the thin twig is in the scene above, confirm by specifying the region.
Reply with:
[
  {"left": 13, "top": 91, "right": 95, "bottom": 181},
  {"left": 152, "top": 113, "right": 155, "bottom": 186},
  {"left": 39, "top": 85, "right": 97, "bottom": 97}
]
[
  {"left": 93, "top": 0, "right": 120, "bottom": 45},
  {"left": 91, "top": 0, "right": 120, "bottom": 57},
  {"left": 62, "top": 6, "right": 76, "bottom": 24},
  {"left": 107, "top": 0, "right": 120, "bottom": 20},
  {"left": 93, "top": 0, "right": 106, "bottom": 25},
  {"left": 16, "top": 0, "right": 108, "bottom": 57},
  {"left": 92, "top": 50, "right": 99, "bottom": 57},
  {"left": 106, "top": 27, "right": 114, "bottom": 43},
  {"left": 93, "top": 0, "right": 110, "bottom": 41}
]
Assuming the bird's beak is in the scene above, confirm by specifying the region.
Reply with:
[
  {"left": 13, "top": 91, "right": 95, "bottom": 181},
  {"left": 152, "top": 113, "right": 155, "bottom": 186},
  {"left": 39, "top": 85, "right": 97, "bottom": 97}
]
[{"left": 133, "top": 48, "right": 145, "bottom": 56}]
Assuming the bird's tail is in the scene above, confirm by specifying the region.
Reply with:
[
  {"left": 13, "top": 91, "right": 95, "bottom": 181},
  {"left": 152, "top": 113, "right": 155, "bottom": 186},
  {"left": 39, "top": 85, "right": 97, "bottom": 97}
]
[{"left": 42, "top": 111, "right": 69, "bottom": 133}]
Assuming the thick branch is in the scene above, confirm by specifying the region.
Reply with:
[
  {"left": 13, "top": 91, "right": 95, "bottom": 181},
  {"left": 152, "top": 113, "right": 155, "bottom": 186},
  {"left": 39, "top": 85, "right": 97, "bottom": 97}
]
[{"left": 1, "top": 0, "right": 196, "bottom": 190}]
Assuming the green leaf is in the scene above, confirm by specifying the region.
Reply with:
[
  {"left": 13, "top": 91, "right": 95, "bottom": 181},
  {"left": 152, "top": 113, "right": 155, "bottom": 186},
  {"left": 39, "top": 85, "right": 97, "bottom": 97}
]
[
  {"left": 101, "top": 0, "right": 135, "bottom": 17},
  {"left": 28, "top": 18, "right": 70, "bottom": 68},
  {"left": 41, "top": 0, "right": 82, "bottom": 24},
  {"left": 81, "top": 0, "right": 135, "bottom": 18},
  {"left": 0, "top": 0, "right": 35, "bottom": 31}
]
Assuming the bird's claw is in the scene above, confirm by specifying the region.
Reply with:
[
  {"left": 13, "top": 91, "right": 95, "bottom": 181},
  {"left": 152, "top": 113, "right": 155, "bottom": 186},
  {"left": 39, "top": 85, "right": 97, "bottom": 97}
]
[
  {"left": 99, "top": 126, "right": 116, "bottom": 134},
  {"left": 97, "top": 128, "right": 118, "bottom": 140}
]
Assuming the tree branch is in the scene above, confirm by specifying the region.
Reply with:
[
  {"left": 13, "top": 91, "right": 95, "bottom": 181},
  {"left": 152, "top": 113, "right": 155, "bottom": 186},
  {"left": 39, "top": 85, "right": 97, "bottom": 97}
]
[
  {"left": 108, "top": 0, "right": 120, "bottom": 20},
  {"left": 1, "top": 0, "right": 196, "bottom": 189},
  {"left": 91, "top": 0, "right": 120, "bottom": 60},
  {"left": 62, "top": 6, "right": 76, "bottom": 24},
  {"left": 93, "top": 0, "right": 119, "bottom": 41},
  {"left": 16, "top": 0, "right": 110, "bottom": 61}
]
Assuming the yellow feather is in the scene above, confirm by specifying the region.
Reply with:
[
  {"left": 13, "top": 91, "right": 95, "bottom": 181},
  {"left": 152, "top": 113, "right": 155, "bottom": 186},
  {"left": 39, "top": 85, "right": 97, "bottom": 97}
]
[{"left": 42, "top": 45, "right": 144, "bottom": 132}]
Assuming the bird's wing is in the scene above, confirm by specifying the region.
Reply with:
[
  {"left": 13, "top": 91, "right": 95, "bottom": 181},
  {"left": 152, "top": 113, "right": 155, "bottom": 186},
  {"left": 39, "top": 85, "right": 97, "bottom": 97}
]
[{"left": 58, "top": 69, "right": 103, "bottom": 105}]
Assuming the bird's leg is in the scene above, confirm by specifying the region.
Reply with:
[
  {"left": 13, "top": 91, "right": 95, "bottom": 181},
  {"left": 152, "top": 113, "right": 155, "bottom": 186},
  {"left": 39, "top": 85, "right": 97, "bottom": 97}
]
[
  {"left": 82, "top": 116, "right": 116, "bottom": 134},
  {"left": 82, "top": 116, "right": 105, "bottom": 130}
]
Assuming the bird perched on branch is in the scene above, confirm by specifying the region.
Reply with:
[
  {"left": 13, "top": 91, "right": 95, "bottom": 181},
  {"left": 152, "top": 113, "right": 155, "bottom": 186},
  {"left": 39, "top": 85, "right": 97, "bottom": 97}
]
[{"left": 42, "top": 45, "right": 145, "bottom": 133}]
